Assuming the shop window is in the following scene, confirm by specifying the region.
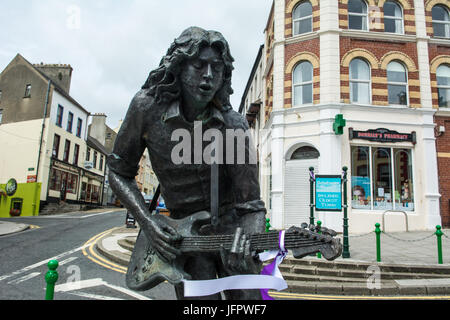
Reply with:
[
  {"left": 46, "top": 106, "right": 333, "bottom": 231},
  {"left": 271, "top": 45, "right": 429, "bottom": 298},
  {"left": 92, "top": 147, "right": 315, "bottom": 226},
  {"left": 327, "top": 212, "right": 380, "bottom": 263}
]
[
  {"left": 293, "top": 61, "right": 313, "bottom": 106},
  {"left": 432, "top": 5, "right": 450, "bottom": 38},
  {"left": 349, "top": 58, "right": 371, "bottom": 104},
  {"left": 348, "top": 0, "right": 368, "bottom": 31},
  {"left": 351, "top": 146, "right": 414, "bottom": 211},
  {"left": 387, "top": 61, "right": 408, "bottom": 105},
  {"left": 293, "top": 1, "right": 313, "bottom": 35},
  {"left": 384, "top": 1, "right": 403, "bottom": 34},
  {"left": 437, "top": 64, "right": 450, "bottom": 108}
]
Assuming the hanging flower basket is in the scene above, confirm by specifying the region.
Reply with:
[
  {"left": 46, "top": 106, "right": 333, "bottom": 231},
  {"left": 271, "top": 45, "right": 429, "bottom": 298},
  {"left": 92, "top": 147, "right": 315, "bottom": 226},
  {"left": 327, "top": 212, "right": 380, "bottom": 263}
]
[{"left": 9, "top": 209, "right": 20, "bottom": 217}]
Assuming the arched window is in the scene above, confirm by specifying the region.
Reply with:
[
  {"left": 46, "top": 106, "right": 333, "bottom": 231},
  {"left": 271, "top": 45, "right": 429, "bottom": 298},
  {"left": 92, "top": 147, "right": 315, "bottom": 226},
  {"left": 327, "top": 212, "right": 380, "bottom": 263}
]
[
  {"left": 290, "top": 146, "right": 320, "bottom": 160},
  {"left": 348, "top": 0, "right": 368, "bottom": 31},
  {"left": 293, "top": 61, "right": 313, "bottom": 106},
  {"left": 349, "top": 58, "right": 371, "bottom": 104},
  {"left": 437, "top": 64, "right": 450, "bottom": 108},
  {"left": 293, "top": 1, "right": 313, "bottom": 35},
  {"left": 432, "top": 5, "right": 450, "bottom": 38},
  {"left": 384, "top": 1, "right": 404, "bottom": 34},
  {"left": 387, "top": 61, "right": 408, "bottom": 105}
]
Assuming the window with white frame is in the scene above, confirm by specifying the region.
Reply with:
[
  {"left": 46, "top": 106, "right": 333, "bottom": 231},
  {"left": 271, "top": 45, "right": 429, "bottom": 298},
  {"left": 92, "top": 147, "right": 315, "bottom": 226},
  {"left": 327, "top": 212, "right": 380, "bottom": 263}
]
[
  {"left": 387, "top": 61, "right": 408, "bottom": 105},
  {"left": 293, "top": 1, "right": 313, "bottom": 35},
  {"left": 293, "top": 61, "right": 313, "bottom": 105},
  {"left": 351, "top": 146, "right": 414, "bottom": 211},
  {"left": 384, "top": 1, "right": 404, "bottom": 34},
  {"left": 349, "top": 58, "right": 371, "bottom": 104},
  {"left": 348, "top": 0, "right": 368, "bottom": 31},
  {"left": 432, "top": 5, "right": 450, "bottom": 38},
  {"left": 437, "top": 64, "right": 450, "bottom": 108}
]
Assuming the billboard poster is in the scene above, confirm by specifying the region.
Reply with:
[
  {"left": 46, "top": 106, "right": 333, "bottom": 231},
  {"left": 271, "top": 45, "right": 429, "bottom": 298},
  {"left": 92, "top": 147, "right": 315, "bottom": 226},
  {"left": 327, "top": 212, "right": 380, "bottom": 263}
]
[{"left": 315, "top": 175, "right": 342, "bottom": 211}]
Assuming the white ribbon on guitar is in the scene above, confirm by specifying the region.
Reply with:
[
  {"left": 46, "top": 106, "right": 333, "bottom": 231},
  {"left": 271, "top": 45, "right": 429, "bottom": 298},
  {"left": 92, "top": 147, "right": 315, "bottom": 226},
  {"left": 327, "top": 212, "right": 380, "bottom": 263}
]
[{"left": 183, "top": 230, "right": 288, "bottom": 298}]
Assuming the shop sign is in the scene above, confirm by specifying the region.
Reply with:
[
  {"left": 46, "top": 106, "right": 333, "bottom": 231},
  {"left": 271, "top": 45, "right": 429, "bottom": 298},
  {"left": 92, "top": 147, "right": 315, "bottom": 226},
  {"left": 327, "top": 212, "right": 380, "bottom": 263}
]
[
  {"left": 5, "top": 178, "right": 18, "bottom": 196},
  {"left": 349, "top": 128, "right": 416, "bottom": 144},
  {"left": 315, "top": 175, "right": 342, "bottom": 212},
  {"left": 53, "top": 160, "right": 79, "bottom": 174},
  {"left": 27, "top": 175, "right": 37, "bottom": 183}
]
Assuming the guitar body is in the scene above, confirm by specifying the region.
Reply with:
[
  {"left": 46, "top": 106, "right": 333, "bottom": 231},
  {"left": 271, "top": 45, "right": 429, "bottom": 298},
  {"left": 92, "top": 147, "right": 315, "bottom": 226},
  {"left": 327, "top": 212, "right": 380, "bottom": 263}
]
[
  {"left": 126, "top": 211, "right": 211, "bottom": 291},
  {"left": 125, "top": 210, "right": 342, "bottom": 292}
]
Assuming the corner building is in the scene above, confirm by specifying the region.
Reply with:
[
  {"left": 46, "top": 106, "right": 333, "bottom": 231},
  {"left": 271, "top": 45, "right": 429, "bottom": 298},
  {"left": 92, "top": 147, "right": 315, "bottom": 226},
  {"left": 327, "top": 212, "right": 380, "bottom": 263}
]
[{"left": 247, "top": 0, "right": 450, "bottom": 233}]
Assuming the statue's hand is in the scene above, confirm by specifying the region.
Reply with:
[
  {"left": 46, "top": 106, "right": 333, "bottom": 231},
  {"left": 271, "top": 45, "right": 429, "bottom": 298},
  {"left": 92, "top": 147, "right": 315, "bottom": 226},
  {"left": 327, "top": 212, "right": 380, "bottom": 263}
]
[
  {"left": 142, "top": 215, "right": 182, "bottom": 263},
  {"left": 220, "top": 229, "right": 261, "bottom": 275}
]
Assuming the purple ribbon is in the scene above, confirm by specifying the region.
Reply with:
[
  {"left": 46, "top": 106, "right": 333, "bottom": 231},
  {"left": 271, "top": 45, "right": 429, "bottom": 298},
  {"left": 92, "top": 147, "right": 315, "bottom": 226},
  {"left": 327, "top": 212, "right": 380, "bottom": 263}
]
[{"left": 259, "top": 230, "right": 288, "bottom": 300}]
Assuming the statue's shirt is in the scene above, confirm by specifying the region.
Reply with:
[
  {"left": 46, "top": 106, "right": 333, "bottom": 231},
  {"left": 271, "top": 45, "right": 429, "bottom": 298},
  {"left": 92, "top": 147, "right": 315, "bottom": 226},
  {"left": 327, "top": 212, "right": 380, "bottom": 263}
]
[{"left": 107, "top": 90, "right": 265, "bottom": 219}]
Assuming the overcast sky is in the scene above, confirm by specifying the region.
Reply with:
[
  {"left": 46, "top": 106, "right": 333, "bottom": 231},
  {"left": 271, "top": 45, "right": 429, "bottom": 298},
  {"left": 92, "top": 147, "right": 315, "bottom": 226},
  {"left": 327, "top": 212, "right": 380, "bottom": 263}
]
[{"left": 0, "top": 0, "right": 272, "bottom": 128}]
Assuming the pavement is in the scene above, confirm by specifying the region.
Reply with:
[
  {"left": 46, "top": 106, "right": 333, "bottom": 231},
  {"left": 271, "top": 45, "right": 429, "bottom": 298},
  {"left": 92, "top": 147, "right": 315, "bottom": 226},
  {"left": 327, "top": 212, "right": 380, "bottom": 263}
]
[{"left": 2, "top": 209, "right": 450, "bottom": 298}]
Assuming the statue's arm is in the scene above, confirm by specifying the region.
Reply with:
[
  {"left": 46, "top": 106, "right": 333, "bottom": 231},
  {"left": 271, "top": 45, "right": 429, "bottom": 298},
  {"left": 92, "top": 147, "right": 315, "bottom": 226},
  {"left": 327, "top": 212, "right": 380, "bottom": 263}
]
[{"left": 107, "top": 92, "right": 181, "bottom": 262}]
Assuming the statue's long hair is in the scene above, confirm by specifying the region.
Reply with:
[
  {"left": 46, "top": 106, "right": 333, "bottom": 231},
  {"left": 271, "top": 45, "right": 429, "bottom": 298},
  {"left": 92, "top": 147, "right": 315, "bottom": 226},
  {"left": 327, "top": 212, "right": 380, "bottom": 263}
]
[{"left": 142, "top": 27, "right": 235, "bottom": 111}]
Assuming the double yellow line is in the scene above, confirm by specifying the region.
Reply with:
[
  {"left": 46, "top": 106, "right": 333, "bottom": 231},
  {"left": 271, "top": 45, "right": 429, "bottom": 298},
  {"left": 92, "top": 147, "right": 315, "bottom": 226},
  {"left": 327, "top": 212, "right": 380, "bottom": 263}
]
[
  {"left": 269, "top": 291, "right": 450, "bottom": 300},
  {"left": 82, "top": 227, "right": 128, "bottom": 274}
]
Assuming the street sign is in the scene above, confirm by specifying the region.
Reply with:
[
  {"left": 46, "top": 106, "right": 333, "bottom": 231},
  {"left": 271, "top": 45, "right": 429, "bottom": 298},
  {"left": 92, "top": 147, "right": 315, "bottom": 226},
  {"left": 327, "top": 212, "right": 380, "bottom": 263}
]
[{"left": 315, "top": 175, "right": 342, "bottom": 211}]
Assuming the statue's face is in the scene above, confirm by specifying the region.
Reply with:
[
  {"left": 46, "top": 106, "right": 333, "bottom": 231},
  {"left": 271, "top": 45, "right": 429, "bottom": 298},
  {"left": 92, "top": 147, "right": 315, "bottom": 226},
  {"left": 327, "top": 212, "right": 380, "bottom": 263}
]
[{"left": 179, "top": 45, "right": 224, "bottom": 110}]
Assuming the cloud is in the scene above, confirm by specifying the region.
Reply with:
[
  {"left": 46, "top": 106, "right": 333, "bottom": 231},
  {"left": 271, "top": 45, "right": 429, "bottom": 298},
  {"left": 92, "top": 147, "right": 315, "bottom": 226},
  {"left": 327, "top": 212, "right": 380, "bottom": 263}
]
[{"left": 0, "top": 0, "right": 272, "bottom": 128}]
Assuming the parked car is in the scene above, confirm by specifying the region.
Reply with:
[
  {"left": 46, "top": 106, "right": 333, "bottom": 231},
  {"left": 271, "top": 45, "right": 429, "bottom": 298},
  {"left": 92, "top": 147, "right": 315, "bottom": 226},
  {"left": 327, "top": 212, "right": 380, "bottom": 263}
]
[{"left": 143, "top": 194, "right": 153, "bottom": 207}]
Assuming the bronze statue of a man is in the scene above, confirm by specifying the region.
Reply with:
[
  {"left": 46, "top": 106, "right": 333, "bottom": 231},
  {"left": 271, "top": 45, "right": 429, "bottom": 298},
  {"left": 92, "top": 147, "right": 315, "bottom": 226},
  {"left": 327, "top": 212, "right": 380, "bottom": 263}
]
[{"left": 107, "top": 27, "right": 266, "bottom": 300}]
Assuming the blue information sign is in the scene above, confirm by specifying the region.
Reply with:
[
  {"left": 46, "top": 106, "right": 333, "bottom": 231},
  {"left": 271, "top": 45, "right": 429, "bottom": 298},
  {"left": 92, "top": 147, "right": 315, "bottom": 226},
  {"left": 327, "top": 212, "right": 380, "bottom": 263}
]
[{"left": 315, "top": 175, "right": 342, "bottom": 211}]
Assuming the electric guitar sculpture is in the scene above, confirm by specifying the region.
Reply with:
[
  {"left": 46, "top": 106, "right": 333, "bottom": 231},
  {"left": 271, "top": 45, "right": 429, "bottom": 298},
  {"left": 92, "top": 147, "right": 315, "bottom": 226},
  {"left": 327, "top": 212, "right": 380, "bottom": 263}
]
[{"left": 126, "top": 211, "right": 343, "bottom": 291}]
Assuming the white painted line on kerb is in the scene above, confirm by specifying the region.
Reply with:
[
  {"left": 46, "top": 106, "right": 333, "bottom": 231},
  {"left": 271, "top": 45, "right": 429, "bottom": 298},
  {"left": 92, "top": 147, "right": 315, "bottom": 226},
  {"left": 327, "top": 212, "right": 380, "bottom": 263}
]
[{"left": 7, "top": 272, "right": 41, "bottom": 285}]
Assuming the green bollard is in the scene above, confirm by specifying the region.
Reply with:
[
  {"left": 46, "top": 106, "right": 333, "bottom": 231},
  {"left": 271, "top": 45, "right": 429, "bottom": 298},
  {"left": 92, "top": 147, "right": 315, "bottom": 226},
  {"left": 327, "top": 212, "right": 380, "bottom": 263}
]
[
  {"left": 265, "top": 218, "right": 271, "bottom": 233},
  {"left": 45, "top": 260, "right": 59, "bottom": 300},
  {"left": 436, "top": 225, "right": 443, "bottom": 265},
  {"left": 317, "top": 221, "right": 322, "bottom": 259},
  {"left": 375, "top": 223, "right": 381, "bottom": 262}
]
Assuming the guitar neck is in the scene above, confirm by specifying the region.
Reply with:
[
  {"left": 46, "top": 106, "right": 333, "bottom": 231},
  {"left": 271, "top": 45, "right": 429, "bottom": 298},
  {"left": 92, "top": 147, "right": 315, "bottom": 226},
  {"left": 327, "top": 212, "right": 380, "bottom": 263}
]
[{"left": 179, "top": 230, "right": 326, "bottom": 253}]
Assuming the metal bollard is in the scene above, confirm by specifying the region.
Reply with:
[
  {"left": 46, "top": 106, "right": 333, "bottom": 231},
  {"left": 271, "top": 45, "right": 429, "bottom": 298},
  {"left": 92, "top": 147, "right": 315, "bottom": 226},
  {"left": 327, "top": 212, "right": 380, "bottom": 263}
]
[
  {"left": 375, "top": 223, "right": 381, "bottom": 262},
  {"left": 436, "top": 225, "right": 443, "bottom": 265},
  {"left": 45, "top": 260, "right": 59, "bottom": 300},
  {"left": 265, "top": 218, "right": 271, "bottom": 233},
  {"left": 317, "top": 220, "right": 322, "bottom": 259}
]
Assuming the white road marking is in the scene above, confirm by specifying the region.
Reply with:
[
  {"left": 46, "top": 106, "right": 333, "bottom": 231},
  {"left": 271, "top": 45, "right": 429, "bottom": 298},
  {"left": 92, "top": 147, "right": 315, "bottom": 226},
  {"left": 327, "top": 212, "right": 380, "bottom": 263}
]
[
  {"left": 103, "top": 283, "right": 152, "bottom": 300},
  {"left": 67, "top": 291, "right": 124, "bottom": 300},
  {"left": 102, "top": 233, "right": 136, "bottom": 253},
  {"left": 7, "top": 272, "right": 41, "bottom": 285},
  {"left": 54, "top": 278, "right": 151, "bottom": 300},
  {"left": 0, "top": 244, "right": 90, "bottom": 283},
  {"left": 54, "top": 278, "right": 106, "bottom": 292},
  {"left": 58, "top": 256, "right": 78, "bottom": 266}
]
